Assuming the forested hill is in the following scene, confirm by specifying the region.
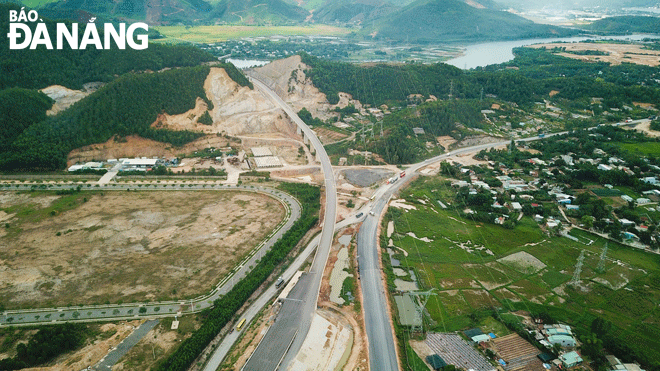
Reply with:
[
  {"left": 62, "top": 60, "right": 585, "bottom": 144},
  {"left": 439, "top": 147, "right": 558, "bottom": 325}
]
[
  {"left": 302, "top": 50, "right": 660, "bottom": 164},
  {"left": 0, "top": 3, "right": 216, "bottom": 90},
  {"left": 210, "top": 0, "right": 309, "bottom": 24},
  {"left": 365, "top": 0, "right": 577, "bottom": 43},
  {"left": 311, "top": 0, "right": 398, "bottom": 25},
  {"left": 586, "top": 16, "right": 660, "bottom": 34},
  {"left": 0, "top": 66, "right": 213, "bottom": 171},
  {"left": 22, "top": 0, "right": 309, "bottom": 25}
]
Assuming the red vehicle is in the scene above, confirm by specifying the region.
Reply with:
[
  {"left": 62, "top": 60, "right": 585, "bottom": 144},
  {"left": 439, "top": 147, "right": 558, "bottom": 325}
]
[{"left": 400, "top": 171, "right": 406, "bottom": 178}]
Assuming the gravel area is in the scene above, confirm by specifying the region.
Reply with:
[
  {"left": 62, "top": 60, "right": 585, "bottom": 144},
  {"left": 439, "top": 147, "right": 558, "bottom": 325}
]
[{"left": 342, "top": 168, "right": 393, "bottom": 187}]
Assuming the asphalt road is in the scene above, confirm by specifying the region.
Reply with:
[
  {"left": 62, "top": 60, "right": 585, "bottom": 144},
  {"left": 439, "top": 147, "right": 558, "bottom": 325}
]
[
  {"left": 94, "top": 319, "right": 160, "bottom": 370},
  {"left": 356, "top": 118, "right": 650, "bottom": 370},
  {"left": 0, "top": 184, "right": 300, "bottom": 327},
  {"left": 241, "top": 78, "right": 337, "bottom": 371}
]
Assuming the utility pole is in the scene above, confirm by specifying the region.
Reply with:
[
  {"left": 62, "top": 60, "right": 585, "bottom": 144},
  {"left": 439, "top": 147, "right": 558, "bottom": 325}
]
[
  {"left": 597, "top": 242, "right": 608, "bottom": 273},
  {"left": 570, "top": 250, "right": 585, "bottom": 286},
  {"left": 409, "top": 289, "right": 436, "bottom": 333}
]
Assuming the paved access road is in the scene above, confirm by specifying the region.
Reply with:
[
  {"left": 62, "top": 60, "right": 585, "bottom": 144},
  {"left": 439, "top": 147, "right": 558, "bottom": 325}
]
[
  {"left": 241, "top": 78, "right": 337, "bottom": 371},
  {"left": 357, "top": 118, "right": 650, "bottom": 370},
  {"left": 95, "top": 319, "right": 160, "bottom": 370},
  {"left": 0, "top": 183, "right": 300, "bottom": 327}
]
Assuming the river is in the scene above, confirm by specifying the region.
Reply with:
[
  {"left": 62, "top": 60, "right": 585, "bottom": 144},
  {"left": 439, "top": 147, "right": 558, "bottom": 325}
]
[{"left": 446, "top": 34, "right": 657, "bottom": 69}]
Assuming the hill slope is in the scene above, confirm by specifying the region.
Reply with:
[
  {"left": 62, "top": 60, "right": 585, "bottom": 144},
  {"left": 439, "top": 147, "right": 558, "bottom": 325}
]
[
  {"left": 368, "top": 0, "right": 577, "bottom": 43},
  {"left": 586, "top": 16, "right": 660, "bottom": 34},
  {"left": 311, "top": 0, "right": 398, "bottom": 25},
  {"left": 210, "top": 0, "right": 309, "bottom": 24},
  {"left": 28, "top": 0, "right": 308, "bottom": 24}
]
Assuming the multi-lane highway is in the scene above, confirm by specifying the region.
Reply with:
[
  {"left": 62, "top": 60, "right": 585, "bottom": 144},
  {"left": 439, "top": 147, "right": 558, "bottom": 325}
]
[{"left": 241, "top": 78, "right": 337, "bottom": 371}]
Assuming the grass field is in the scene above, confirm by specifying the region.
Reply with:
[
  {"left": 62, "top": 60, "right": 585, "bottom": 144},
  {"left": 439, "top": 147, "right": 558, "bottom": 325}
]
[
  {"left": 153, "top": 25, "right": 354, "bottom": 43},
  {"left": 384, "top": 175, "right": 660, "bottom": 366},
  {"left": 616, "top": 141, "right": 660, "bottom": 156}
]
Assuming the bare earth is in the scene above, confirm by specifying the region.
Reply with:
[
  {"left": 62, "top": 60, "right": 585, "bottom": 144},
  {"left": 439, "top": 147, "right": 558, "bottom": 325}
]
[
  {"left": 527, "top": 42, "right": 660, "bottom": 67},
  {"left": 0, "top": 191, "right": 284, "bottom": 308},
  {"left": 14, "top": 321, "right": 143, "bottom": 371}
]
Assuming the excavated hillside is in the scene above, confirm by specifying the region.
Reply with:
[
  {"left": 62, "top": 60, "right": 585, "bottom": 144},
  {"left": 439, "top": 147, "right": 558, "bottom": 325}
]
[
  {"left": 67, "top": 66, "right": 299, "bottom": 163},
  {"left": 252, "top": 55, "right": 362, "bottom": 120}
]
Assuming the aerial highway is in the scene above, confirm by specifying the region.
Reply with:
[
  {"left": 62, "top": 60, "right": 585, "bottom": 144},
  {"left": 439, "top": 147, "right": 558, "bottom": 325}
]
[
  {"left": 357, "top": 117, "right": 652, "bottom": 370},
  {"left": 241, "top": 77, "right": 337, "bottom": 371}
]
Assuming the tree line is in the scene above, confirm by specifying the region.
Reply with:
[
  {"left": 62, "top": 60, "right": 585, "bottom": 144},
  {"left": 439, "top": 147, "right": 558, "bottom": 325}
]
[
  {"left": 0, "top": 323, "right": 88, "bottom": 370},
  {"left": 155, "top": 183, "right": 320, "bottom": 371}
]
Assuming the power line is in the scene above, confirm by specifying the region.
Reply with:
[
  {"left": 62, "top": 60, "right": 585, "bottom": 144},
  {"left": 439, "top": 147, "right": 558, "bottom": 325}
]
[{"left": 570, "top": 250, "right": 586, "bottom": 286}]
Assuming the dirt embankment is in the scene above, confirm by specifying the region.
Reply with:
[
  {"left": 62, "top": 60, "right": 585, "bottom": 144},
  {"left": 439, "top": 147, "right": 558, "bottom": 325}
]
[
  {"left": 253, "top": 55, "right": 361, "bottom": 121},
  {"left": 41, "top": 83, "right": 103, "bottom": 115},
  {"left": 205, "top": 67, "right": 296, "bottom": 136}
]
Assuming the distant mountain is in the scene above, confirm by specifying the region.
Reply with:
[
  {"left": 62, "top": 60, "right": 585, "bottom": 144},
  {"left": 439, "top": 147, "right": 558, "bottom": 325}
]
[
  {"left": 586, "top": 15, "right": 660, "bottom": 34},
  {"left": 26, "top": 0, "right": 308, "bottom": 25},
  {"left": 311, "top": 0, "right": 398, "bottom": 24},
  {"left": 210, "top": 0, "right": 309, "bottom": 24},
  {"left": 38, "top": 0, "right": 214, "bottom": 24},
  {"left": 493, "top": 0, "right": 659, "bottom": 11},
  {"left": 366, "top": 0, "right": 577, "bottom": 43}
]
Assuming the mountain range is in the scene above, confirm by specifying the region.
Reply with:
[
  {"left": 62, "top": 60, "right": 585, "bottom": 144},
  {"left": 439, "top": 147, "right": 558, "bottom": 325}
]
[{"left": 7, "top": 0, "right": 616, "bottom": 43}]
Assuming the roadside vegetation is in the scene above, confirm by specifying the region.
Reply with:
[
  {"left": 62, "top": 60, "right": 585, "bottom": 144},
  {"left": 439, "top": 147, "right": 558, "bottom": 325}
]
[
  {"left": 383, "top": 126, "right": 660, "bottom": 370},
  {"left": 155, "top": 183, "right": 320, "bottom": 371}
]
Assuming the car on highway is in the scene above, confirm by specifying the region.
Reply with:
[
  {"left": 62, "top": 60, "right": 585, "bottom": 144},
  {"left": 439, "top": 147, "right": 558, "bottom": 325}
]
[{"left": 400, "top": 171, "right": 406, "bottom": 178}]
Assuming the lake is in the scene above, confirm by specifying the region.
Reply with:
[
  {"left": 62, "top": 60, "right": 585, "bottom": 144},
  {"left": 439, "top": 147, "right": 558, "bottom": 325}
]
[
  {"left": 446, "top": 34, "right": 657, "bottom": 69},
  {"left": 225, "top": 58, "right": 269, "bottom": 69}
]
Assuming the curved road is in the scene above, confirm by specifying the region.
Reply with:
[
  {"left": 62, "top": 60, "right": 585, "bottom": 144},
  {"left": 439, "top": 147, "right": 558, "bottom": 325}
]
[
  {"left": 357, "top": 118, "right": 650, "bottom": 370},
  {"left": 240, "top": 77, "right": 337, "bottom": 371},
  {"left": 0, "top": 183, "right": 300, "bottom": 327}
]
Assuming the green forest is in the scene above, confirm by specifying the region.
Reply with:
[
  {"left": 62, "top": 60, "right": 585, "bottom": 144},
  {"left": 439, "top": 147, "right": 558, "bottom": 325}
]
[
  {"left": 301, "top": 49, "right": 660, "bottom": 164},
  {"left": 0, "top": 323, "right": 88, "bottom": 370},
  {"left": 0, "top": 4, "right": 216, "bottom": 91},
  {"left": 0, "top": 66, "right": 213, "bottom": 170},
  {"left": 0, "top": 3, "right": 257, "bottom": 172}
]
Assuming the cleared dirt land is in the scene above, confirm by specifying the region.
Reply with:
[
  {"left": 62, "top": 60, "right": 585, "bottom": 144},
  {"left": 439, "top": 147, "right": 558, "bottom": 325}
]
[
  {"left": 0, "top": 190, "right": 284, "bottom": 309},
  {"left": 527, "top": 42, "right": 660, "bottom": 67}
]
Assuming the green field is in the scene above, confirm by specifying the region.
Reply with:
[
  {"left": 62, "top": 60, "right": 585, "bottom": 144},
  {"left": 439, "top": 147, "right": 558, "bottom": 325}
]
[
  {"left": 616, "top": 141, "right": 660, "bottom": 156},
  {"left": 384, "top": 175, "right": 660, "bottom": 367},
  {"left": 153, "top": 25, "right": 354, "bottom": 43}
]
